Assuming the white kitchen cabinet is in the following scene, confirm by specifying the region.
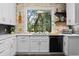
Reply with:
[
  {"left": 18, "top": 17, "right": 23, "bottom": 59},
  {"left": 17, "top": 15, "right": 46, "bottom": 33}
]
[
  {"left": 39, "top": 36, "right": 49, "bottom": 52},
  {"left": 0, "top": 38, "right": 10, "bottom": 56},
  {"left": 0, "top": 3, "right": 11, "bottom": 25},
  {"left": 68, "top": 36, "right": 79, "bottom": 56},
  {"left": 30, "top": 35, "right": 49, "bottom": 52},
  {"left": 17, "top": 35, "right": 30, "bottom": 52},
  {"left": 63, "top": 36, "right": 68, "bottom": 56},
  {"left": 64, "top": 36, "right": 79, "bottom": 56},
  {"left": 17, "top": 35, "right": 49, "bottom": 53},
  {"left": 40, "top": 41, "right": 49, "bottom": 52},
  {"left": 0, "top": 4, "right": 9, "bottom": 24},
  {"left": 10, "top": 36, "right": 16, "bottom": 56},
  {"left": 0, "top": 4, "right": 3, "bottom": 21},
  {"left": 0, "top": 35, "right": 16, "bottom": 56},
  {"left": 30, "top": 35, "right": 39, "bottom": 52},
  {"left": 3, "top": 4, "right": 11, "bottom": 25},
  {"left": 68, "top": 36, "right": 79, "bottom": 50},
  {"left": 0, "top": 3, "right": 16, "bottom": 25},
  {"left": 66, "top": 3, "right": 79, "bottom": 25},
  {"left": 9, "top": 4, "right": 16, "bottom": 25},
  {"left": 30, "top": 41, "right": 39, "bottom": 52}
]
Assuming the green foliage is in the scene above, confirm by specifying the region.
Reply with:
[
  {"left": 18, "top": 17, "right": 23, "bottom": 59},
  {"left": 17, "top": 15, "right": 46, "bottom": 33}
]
[{"left": 27, "top": 10, "right": 51, "bottom": 32}]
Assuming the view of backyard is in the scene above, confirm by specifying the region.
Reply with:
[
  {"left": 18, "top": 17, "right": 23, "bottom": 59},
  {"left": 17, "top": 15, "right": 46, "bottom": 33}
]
[{"left": 27, "top": 9, "right": 51, "bottom": 32}]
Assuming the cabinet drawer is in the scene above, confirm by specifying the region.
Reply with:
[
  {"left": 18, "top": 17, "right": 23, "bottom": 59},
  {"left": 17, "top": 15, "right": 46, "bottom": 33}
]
[
  {"left": 30, "top": 36, "right": 39, "bottom": 41},
  {"left": 17, "top": 36, "right": 29, "bottom": 40},
  {"left": 40, "top": 36, "right": 49, "bottom": 41}
]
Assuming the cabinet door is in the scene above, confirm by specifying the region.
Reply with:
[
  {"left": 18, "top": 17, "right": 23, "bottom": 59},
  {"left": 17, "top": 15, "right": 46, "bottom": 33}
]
[
  {"left": 68, "top": 36, "right": 79, "bottom": 50},
  {"left": 30, "top": 41, "right": 39, "bottom": 52},
  {"left": 75, "top": 4, "right": 79, "bottom": 25},
  {"left": 0, "top": 4, "right": 3, "bottom": 19},
  {"left": 40, "top": 41, "right": 49, "bottom": 52},
  {"left": 30, "top": 36, "right": 39, "bottom": 52},
  {"left": 9, "top": 3, "right": 16, "bottom": 25},
  {"left": 10, "top": 36, "right": 16, "bottom": 56},
  {"left": 0, "top": 4, "right": 7, "bottom": 24},
  {"left": 0, "top": 38, "right": 11, "bottom": 56},
  {"left": 39, "top": 36, "right": 49, "bottom": 52},
  {"left": 2, "top": 4, "right": 11, "bottom": 25},
  {"left": 0, "top": 39, "right": 8, "bottom": 56},
  {"left": 0, "top": 3, "right": 16, "bottom": 25},
  {"left": 63, "top": 36, "right": 68, "bottom": 56},
  {"left": 17, "top": 36, "right": 30, "bottom": 52},
  {"left": 66, "top": 3, "right": 75, "bottom": 25}
]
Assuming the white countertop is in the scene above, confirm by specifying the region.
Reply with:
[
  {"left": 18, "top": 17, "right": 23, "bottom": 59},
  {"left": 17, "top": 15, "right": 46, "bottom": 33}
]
[
  {"left": 0, "top": 33, "right": 79, "bottom": 41},
  {"left": 0, "top": 34, "right": 16, "bottom": 40},
  {"left": 16, "top": 33, "right": 79, "bottom": 36},
  {"left": 59, "top": 34, "right": 79, "bottom": 36}
]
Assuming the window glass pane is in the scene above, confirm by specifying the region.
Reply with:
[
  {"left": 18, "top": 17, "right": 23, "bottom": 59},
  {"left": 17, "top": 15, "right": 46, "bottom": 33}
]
[{"left": 27, "top": 9, "right": 51, "bottom": 32}]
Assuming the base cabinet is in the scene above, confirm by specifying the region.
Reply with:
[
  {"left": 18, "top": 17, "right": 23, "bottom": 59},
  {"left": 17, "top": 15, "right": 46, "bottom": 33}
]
[
  {"left": 39, "top": 36, "right": 49, "bottom": 52},
  {"left": 40, "top": 41, "right": 49, "bottom": 52},
  {"left": 0, "top": 36, "right": 16, "bottom": 56},
  {"left": 0, "top": 38, "right": 11, "bottom": 56},
  {"left": 30, "top": 41, "right": 39, "bottom": 52},
  {"left": 63, "top": 36, "right": 68, "bottom": 56},
  {"left": 17, "top": 35, "right": 49, "bottom": 53},
  {"left": 10, "top": 36, "right": 16, "bottom": 56},
  {"left": 63, "top": 36, "right": 79, "bottom": 56},
  {"left": 17, "top": 36, "right": 30, "bottom": 52},
  {"left": 68, "top": 36, "right": 79, "bottom": 56}
]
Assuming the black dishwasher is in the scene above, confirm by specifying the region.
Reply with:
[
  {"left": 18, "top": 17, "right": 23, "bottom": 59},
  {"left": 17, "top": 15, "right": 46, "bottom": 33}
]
[{"left": 49, "top": 35, "right": 63, "bottom": 52}]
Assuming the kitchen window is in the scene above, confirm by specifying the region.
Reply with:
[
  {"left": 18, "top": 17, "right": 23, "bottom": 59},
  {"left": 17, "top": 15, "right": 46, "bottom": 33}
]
[{"left": 27, "top": 9, "right": 51, "bottom": 32}]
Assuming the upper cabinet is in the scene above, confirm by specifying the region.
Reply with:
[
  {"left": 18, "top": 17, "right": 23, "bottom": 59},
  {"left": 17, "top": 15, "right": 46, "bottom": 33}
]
[
  {"left": 0, "top": 3, "right": 16, "bottom": 25},
  {"left": 9, "top": 4, "right": 16, "bottom": 25},
  {"left": 66, "top": 3, "right": 79, "bottom": 25}
]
